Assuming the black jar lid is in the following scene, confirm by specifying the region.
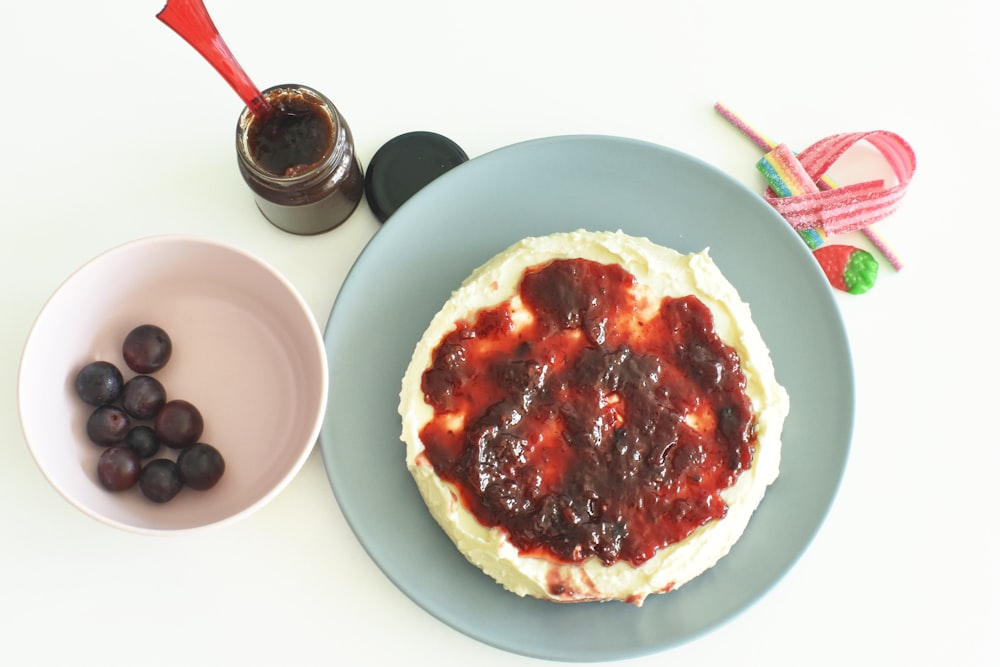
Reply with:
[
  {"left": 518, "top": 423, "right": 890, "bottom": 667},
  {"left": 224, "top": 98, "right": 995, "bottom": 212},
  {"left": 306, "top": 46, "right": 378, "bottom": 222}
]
[{"left": 365, "top": 131, "right": 469, "bottom": 222}]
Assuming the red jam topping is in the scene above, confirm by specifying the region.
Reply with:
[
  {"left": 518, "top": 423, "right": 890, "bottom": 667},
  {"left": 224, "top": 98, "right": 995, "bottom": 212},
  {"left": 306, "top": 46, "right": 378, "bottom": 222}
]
[{"left": 419, "top": 258, "right": 757, "bottom": 567}]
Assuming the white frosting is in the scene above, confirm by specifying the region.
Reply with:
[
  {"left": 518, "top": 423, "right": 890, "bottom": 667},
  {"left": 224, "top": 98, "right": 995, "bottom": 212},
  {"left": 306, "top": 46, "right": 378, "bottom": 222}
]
[{"left": 399, "top": 230, "right": 789, "bottom": 605}]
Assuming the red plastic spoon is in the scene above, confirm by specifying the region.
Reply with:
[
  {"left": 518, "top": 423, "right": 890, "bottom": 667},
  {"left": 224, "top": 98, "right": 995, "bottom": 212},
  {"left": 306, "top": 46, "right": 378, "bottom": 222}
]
[{"left": 157, "top": 0, "right": 270, "bottom": 116}]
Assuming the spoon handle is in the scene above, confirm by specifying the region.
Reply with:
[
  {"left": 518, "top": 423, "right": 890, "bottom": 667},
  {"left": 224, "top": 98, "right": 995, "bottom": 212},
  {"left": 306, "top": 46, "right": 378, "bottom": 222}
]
[{"left": 157, "top": 0, "right": 270, "bottom": 116}]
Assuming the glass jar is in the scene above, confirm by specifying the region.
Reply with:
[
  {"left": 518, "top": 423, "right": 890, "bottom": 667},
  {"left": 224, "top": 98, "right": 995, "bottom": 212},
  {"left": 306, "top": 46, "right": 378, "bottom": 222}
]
[{"left": 236, "top": 84, "right": 364, "bottom": 235}]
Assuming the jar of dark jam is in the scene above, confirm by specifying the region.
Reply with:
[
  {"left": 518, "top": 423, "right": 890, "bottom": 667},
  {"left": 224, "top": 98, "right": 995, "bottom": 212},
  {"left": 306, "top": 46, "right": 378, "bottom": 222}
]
[{"left": 236, "top": 84, "right": 364, "bottom": 235}]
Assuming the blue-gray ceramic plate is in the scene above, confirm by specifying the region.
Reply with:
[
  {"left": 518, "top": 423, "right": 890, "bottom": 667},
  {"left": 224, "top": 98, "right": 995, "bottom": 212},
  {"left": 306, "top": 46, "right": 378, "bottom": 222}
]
[{"left": 320, "top": 135, "right": 853, "bottom": 662}]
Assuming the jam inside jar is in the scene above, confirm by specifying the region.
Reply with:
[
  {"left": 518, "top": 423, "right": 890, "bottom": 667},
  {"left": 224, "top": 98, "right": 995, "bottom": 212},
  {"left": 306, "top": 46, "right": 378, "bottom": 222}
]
[{"left": 236, "top": 84, "right": 364, "bottom": 235}]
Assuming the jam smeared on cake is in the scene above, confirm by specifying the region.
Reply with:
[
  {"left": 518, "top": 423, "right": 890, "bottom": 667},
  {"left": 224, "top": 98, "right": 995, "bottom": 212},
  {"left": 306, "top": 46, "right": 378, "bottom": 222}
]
[{"left": 419, "top": 258, "right": 757, "bottom": 567}]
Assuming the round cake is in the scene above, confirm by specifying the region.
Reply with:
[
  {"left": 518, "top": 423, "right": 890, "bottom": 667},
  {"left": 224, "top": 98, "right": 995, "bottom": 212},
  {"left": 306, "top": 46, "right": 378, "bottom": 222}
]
[{"left": 399, "top": 230, "right": 789, "bottom": 606}]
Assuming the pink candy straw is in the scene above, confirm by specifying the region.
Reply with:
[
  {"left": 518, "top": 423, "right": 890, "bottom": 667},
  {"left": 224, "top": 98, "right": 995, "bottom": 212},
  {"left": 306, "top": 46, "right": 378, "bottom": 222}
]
[{"left": 714, "top": 102, "right": 904, "bottom": 271}]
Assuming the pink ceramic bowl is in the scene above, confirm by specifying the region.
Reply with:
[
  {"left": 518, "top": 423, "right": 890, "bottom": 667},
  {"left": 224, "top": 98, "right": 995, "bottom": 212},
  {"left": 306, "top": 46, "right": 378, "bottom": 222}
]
[{"left": 18, "top": 236, "right": 328, "bottom": 534}]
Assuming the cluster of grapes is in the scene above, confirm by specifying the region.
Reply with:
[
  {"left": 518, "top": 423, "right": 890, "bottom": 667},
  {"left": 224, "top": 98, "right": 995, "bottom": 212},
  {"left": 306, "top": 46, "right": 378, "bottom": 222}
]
[{"left": 73, "top": 324, "right": 225, "bottom": 503}]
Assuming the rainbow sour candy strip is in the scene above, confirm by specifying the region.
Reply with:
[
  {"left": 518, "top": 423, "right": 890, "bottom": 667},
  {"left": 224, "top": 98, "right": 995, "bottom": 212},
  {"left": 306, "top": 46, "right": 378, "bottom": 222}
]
[
  {"left": 714, "top": 102, "right": 907, "bottom": 270},
  {"left": 757, "top": 144, "right": 819, "bottom": 197},
  {"left": 756, "top": 144, "right": 827, "bottom": 249}
]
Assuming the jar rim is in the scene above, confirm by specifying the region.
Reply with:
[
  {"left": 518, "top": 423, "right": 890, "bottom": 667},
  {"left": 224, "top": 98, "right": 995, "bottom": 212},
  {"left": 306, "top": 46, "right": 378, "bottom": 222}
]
[{"left": 235, "top": 84, "right": 345, "bottom": 187}]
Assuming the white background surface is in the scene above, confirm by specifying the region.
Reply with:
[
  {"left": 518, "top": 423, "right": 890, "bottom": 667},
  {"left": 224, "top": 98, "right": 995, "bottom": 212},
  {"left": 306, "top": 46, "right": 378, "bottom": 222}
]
[{"left": 3, "top": 1, "right": 996, "bottom": 665}]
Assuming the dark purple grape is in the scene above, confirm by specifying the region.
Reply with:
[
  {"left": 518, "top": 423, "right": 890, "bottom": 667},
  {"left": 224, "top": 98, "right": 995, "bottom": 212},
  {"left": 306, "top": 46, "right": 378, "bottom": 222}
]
[
  {"left": 122, "top": 324, "right": 172, "bottom": 374},
  {"left": 138, "top": 459, "right": 183, "bottom": 503},
  {"left": 125, "top": 425, "right": 161, "bottom": 459},
  {"left": 177, "top": 443, "right": 226, "bottom": 490},
  {"left": 86, "top": 405, "right": 130, "bottom": 445},
  {"left": 154, "top": 399, "right": 204, "bottom": 448},
  {"left": 74, "top": 361, "right": 123, "bottom": 406},
  {"left": 121, "top": 375, "right": 166, "bottom": 420},
  {"left": 96, "top": 446, "right": 141, "bottom": 491}
]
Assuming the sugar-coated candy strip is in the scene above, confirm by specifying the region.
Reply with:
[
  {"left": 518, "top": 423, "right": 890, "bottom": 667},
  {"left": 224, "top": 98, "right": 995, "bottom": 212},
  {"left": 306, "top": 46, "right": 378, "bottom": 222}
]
[
  {"left": 756, "top": 144, "right": 819, "bottom": 197},
  {"left": 712, "top": 101, "right": 775, "bottom": 152},
  {"left": 714, "top": 102, "right": 907, "bottom": 271},
  {"left": 794, "top": 131, "right": 916, "bottom": 186},
  {"left": 755, "top": 145, "right": 827, "bottom": 248},
  {"left": 861, "top": 225, "right": 904, "bottom": 271},
  {"left": 715, "top": 103, "right": 835, "bottom": 187},
  {"left": 798, "top": 228, "right": 828, "bottom": 249},
  {"left": 767, "top": 130, "right": 916, "bottom": 236},
  {"left": 767, "top": 177, "right": 908, "bottom": 235}
]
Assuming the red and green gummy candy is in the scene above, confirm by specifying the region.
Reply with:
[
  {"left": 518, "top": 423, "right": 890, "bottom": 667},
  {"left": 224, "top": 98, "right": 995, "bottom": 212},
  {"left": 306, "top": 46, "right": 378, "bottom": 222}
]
[{"left": 813, "top": 244, "right": 878, "bottom": 295}]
